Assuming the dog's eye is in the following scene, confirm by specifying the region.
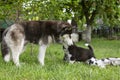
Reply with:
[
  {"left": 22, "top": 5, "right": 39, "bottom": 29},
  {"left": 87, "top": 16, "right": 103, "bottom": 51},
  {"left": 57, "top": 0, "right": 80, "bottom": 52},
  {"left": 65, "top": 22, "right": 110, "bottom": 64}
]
[
  {"left": 65, "top": 27, "right": 72, "bottom": 31},
  {"left": 89, "top": 60, "right": 94, "bottom": 64}
]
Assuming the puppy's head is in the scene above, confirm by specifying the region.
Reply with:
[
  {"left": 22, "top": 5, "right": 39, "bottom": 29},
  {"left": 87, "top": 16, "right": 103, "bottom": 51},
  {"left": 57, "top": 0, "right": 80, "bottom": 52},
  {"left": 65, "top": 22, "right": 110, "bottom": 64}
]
[
  {"left": 87, "top": 57, "right": 97, "bottom": 65},
  {"left": 87, "top": 57, "right": 107, "bottom": 68}
]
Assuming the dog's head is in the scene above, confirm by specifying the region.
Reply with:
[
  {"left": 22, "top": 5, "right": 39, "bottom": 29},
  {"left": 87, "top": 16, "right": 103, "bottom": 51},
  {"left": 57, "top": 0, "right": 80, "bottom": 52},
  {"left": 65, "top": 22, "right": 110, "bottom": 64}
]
[
  {"left": 87, "top": 57, "right": 110, "bottom": 68},
  {"left": 87, "top": 57, "right": 98, "bottom": 65},
  {"left": 57, "top": 22, "right": 79, "bottom": 46}
]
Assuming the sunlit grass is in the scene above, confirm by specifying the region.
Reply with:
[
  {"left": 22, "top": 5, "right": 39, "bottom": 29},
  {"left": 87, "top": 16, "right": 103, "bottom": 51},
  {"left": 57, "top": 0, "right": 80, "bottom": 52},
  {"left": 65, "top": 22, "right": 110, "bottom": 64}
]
[{"left": 0, "top": 38, "right": 120, "bottom": 80}]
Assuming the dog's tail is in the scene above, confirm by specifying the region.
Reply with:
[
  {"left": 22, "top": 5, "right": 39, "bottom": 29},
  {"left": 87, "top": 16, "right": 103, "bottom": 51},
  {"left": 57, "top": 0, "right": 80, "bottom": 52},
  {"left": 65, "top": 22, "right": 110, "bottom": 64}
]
[
  {"left": 85, "top": 43, "right": 93, "bottom": 52},
  {"left": 1, "top": 28, "right": 10, "bottom": 60}
]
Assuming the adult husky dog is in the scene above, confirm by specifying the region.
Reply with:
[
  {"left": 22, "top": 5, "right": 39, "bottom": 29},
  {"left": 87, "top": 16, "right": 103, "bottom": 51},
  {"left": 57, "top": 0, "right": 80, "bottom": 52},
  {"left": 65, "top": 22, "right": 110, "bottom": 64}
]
[{"left": 1, "top": 20, "right": 78, "bottom": 66}]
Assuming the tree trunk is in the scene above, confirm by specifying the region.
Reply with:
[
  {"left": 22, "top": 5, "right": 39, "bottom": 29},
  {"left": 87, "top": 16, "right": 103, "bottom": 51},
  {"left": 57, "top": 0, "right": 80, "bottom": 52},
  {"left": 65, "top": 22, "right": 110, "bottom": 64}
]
[
  {"left": 82, "top": 25, "right": 91, "bottom": 43},
  {"left": 15, "top": 10, "right": 20, "bottom": 22}
]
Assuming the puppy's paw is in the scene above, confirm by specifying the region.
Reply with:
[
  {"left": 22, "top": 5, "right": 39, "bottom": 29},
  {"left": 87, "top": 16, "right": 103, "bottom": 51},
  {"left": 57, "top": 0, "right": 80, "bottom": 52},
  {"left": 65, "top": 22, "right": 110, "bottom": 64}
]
[{"left": 69, "top": 60, "right": 75, "bottom": 64}]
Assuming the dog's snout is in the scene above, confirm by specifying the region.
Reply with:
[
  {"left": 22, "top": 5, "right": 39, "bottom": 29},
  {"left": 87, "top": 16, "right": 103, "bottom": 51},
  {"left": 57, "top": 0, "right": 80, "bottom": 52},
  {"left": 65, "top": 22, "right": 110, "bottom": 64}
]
[{"left": 62, "top": 34, "right": 73, "bottom": 46}]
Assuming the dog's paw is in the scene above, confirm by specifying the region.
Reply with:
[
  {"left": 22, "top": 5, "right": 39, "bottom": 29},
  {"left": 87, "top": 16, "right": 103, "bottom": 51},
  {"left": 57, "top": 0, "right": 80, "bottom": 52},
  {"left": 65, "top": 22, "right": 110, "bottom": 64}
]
[{"left": 69, "top": 61, "right": 75, "bottom": 64}]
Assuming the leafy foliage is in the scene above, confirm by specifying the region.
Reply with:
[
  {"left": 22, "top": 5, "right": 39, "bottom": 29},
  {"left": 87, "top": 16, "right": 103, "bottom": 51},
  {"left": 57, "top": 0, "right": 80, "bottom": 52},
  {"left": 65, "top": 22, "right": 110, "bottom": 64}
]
[{"left": 0, "top": 0, "right": 119, "bottom": 26}]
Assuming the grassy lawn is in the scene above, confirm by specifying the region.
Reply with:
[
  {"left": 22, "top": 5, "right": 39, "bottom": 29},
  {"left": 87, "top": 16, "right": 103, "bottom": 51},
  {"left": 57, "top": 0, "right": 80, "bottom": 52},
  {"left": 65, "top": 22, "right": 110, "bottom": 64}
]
[{"left": 0, "top": 38, "right": 120, "bottom": 80}]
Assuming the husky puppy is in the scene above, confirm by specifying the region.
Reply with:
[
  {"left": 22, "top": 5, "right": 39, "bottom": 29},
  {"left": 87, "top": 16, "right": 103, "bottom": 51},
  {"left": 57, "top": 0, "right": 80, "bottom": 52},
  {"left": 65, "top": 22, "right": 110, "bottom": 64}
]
[
  {"left": 87, "top": 57, "right": 120, "bottom": 68},
  {"left": 63, "top": 43, "right": 95, "bottom": 63}
]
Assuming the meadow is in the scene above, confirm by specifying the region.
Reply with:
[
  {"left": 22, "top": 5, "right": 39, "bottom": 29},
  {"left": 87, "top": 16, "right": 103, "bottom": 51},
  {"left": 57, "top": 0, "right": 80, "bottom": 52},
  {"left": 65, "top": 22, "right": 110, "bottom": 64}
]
[{"left": 0, "top": 38, "right": 120, "bottom": 80}]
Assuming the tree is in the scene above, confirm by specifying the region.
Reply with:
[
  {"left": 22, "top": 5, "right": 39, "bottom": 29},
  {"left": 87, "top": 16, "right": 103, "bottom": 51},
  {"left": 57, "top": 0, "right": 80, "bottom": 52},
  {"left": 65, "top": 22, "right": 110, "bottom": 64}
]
[
  {"left": 59, "top": 0, "right": 120, "bottom": 42},
  {"left": 0, "top": 0, "right": 24, "bottom": 22}
]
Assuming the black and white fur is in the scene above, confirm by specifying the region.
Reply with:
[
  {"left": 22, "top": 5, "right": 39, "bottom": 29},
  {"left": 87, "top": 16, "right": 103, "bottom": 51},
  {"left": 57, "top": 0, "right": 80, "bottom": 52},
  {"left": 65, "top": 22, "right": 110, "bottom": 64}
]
[
  {"left": 87, "top": 57, "right": 120, "bottom": 68},
  {"left": 63, "top": 43, "right": 95, "bottom": 63},
  {"left": 63, "top": 42, "right": 120, "bottom": 68},
  {"left": 1, "top": 20, "right": 78, "bottom": 66}
]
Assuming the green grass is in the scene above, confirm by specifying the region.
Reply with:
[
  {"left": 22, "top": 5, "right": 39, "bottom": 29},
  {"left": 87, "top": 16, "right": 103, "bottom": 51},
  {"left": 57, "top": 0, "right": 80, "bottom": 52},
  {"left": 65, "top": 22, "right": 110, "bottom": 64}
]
[{"left": 0, "top": 38, "right": 120, "bottom": 80}]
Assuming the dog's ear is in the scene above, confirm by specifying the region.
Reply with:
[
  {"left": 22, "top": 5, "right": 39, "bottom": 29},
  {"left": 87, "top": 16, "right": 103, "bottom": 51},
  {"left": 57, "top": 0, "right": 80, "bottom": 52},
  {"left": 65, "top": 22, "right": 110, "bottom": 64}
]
[
  {"left": 57, "top": 24, "right": 70, "bottom": 33},
  {"left": 51, "top": 21, "right": 63, "bottom": 33}
]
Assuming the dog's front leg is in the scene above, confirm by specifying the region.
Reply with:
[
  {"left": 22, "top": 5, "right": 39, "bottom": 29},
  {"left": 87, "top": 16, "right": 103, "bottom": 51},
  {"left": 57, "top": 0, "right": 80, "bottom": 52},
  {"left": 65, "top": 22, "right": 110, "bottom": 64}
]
[{"left": 38, "top": 44, "right": 48, "bottom": 66}]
